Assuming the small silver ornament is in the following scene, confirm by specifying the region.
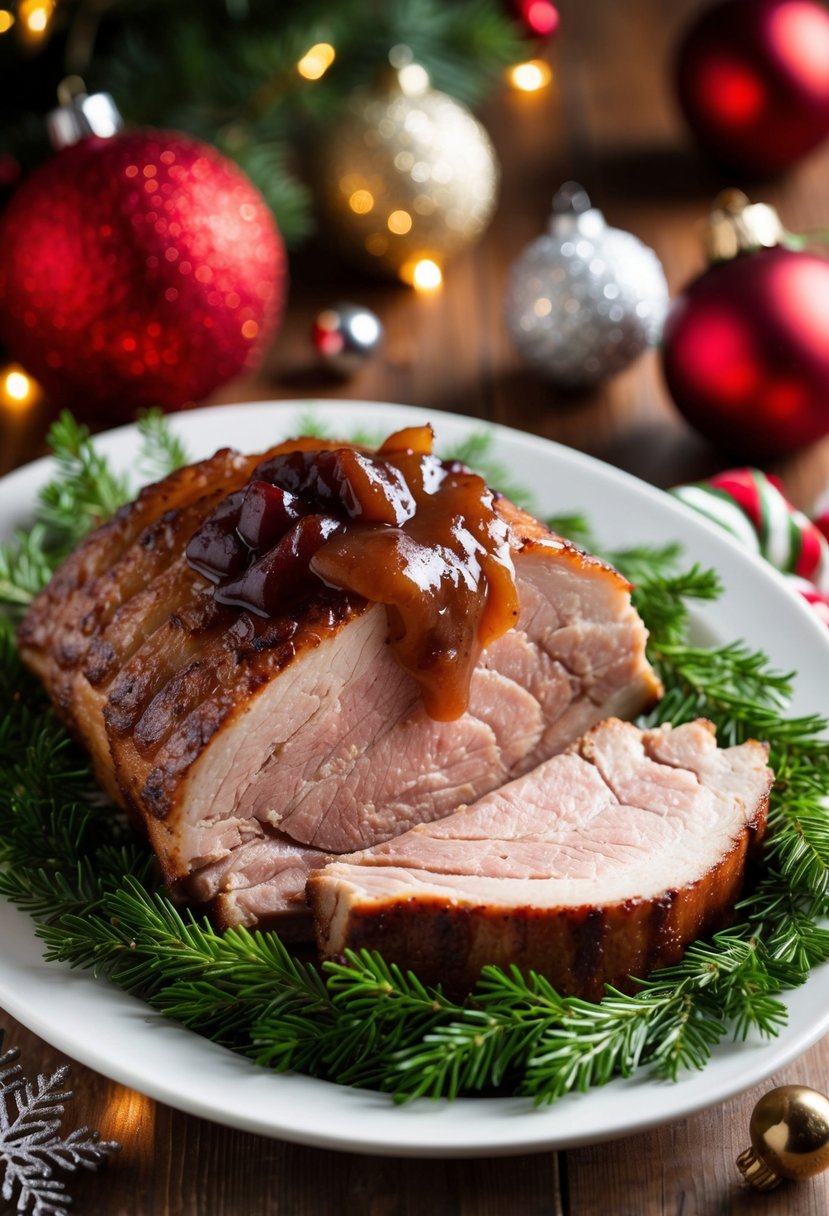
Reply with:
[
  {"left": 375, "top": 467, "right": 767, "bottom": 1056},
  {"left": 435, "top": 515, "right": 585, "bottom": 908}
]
[
  {"left": 504, "top": 183, "right": 669, "bottom": 388},
  {"left": 312, "top": 302, "right": 384, "bottom": 376}
]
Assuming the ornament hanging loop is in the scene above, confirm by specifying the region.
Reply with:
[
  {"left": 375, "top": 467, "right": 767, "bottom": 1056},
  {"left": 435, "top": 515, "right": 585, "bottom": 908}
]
[{"left": 47, "top": 79, "right": 123, "bottom": 150}]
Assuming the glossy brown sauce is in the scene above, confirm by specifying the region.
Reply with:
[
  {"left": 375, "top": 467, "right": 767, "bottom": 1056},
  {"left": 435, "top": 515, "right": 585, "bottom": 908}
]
[{"left": 185, "top": 425, "right": 519, "bottom": 720}]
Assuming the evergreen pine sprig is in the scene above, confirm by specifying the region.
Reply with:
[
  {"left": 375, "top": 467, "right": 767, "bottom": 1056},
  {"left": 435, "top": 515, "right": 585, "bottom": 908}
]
[
  {"left": 36, "top": 413, "right": 130, "bottom": 555},
  {"left": 1, "top": 414, "right": 828, "bottom": 1106},
  {"left": 0, "top": 527, "right": 53, "bottom": 628},
  {"left": 0, "top": 408, "right": 188, "bottom": 622},
  {"left": 134, "top": 410, "right": 189, "bottom": 483}
]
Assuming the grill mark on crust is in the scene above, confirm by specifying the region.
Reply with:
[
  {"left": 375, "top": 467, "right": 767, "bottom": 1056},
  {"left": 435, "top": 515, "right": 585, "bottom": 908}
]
[
  {"left": 104, "top": 589, "right": 228, "bottom": 734},
  {"left": 21, "top": 450, "right": 255, "bottom": 719},
  {"left": 67, "top": 488, "right": 240, "bottom": 661},
  {"left": 21, "top": 451, "right": 247, "bottom": 658},
  {"left": 133, "top": 595, "right": 368, "bottom": 820},
  {"left": 83, "top": 510, "right": 232, "bottom": 688}
]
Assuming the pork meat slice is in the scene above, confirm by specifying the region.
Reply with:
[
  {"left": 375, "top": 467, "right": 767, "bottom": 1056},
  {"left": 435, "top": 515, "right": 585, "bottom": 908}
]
[
  {"left": 308, "top": 719, "right": 772, "bottom": 999},
  {"left": 185, "top": 827, "right": 330, "bottom": 935},
  {"left": 18, "top": 444, "right": 661, "bottom": 929}
]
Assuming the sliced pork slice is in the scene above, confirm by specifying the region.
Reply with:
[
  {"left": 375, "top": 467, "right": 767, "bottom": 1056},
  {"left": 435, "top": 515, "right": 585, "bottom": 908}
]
[
  {"left": 185, "top": 827, "right": 330, "bottom": 936},
  {"left": 308, "top": 719, "right": 772, "bottom": 999},
  {"left": 19, "top": 439, "right": 661, "bottom": 930}
]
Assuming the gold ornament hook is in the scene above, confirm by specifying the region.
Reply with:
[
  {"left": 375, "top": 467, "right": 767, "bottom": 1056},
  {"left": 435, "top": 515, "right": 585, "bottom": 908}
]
[{"left": 737, "top": 1085, "right": 829, "bottom": 1191}]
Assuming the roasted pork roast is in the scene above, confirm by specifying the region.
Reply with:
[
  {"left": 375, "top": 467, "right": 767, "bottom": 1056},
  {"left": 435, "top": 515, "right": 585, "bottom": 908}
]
[
  {"left": 18, "top": 429, "right": 662, "bottom": 933},
  {"left": 309, "top": 719, "right": 772, "bottom": 999}
]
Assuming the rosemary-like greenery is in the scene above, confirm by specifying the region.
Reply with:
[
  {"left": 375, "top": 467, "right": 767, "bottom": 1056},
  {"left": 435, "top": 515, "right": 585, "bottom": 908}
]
[{"left": 1, "top": 414, "right": 828, "bottom": 1105}]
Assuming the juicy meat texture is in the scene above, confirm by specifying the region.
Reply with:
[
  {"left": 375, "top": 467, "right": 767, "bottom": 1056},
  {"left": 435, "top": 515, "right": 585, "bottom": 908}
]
[
  {"left": 18, "top": 444, "right": 661, "bottom": 929},
  {"left": 308, "top": 719, "right": 772, "bottom": 999}
]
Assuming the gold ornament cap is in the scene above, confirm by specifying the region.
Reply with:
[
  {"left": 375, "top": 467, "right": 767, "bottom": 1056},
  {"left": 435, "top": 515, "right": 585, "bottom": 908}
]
[
  {"left": 705, "top": 189, "right": 784, "bottom": 263},
  {"left": 737, "top": 1084, "right": 829, "bottom": 1191}
]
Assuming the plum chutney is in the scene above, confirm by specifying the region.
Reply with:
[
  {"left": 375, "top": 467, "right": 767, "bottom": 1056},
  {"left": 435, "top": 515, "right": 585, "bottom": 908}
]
[{"left": 185, "top": 425, "right": 519, "bottom": 720}]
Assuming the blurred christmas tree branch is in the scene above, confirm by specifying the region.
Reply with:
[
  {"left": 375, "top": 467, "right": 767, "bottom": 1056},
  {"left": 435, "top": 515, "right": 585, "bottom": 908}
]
[{"left": 1, "top": 0, "right": 528, "bottom": 244}]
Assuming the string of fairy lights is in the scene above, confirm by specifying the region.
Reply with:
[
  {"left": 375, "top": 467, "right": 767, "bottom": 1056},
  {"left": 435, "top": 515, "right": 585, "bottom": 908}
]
[
  {"left": 0, "top": 1, "right": 555, "bottom": 413},
  {"left": 0, "top": 0, "right": 55, "bottom": 42}
]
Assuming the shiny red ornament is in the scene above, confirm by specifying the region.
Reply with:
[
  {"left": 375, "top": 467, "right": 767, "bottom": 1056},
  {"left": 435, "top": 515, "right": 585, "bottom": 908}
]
[
  {"left": 662, "top": 245, "right": 829, "bottom": 459},
  {"left": 676, "top": 0, "right": 829, "bottom": 176},
  {"left": 0, "top": 130, "right": 287, "bottom": 419}
]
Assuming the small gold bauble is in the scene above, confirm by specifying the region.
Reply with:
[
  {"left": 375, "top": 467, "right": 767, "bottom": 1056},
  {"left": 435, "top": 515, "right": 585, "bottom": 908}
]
[
  {"left": 314, "top": 64, "right": 499, "bottom": 281},
  {"left": 736, "top": 1084, "right": 829, "bottom": 1191}
]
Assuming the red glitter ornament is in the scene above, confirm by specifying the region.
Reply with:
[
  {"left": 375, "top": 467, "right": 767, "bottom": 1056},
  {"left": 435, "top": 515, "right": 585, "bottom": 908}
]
[
  {"left": 662, "top": 192, "right": 829, "bottom": 459},
  {"left": 676, "top": 0, "right": 829, "bottom": 176},
  {"left": 0, "top": 92, "right": 287, "bottom": 420}
]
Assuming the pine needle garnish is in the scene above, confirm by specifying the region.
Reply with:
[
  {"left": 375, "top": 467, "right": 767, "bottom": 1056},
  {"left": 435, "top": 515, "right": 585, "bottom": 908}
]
[
  {"left": 135, "top": 409, "right": 189, "bottom": 483},
  {"left": 36, "top": 412, "right": 130, "bottom": 555},
  {"left": 0, "top": 414, "right": 828, "bottom": 1106}
]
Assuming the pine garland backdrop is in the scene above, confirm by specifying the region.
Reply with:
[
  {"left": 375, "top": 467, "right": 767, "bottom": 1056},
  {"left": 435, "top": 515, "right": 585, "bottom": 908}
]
[{"left": 0, "top": 0, "right": 528, "bottom": 244}]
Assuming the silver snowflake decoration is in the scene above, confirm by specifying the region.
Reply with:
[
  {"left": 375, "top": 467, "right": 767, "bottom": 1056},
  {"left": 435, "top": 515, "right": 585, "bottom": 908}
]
[{"left": 0, "top": 1040, "right": 119, "bottom": 1216}]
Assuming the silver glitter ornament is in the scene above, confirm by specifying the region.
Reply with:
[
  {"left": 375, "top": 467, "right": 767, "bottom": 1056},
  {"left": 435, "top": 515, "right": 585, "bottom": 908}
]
[
  {"left": 312, "top": 302, "right": 384, "bottom": 376},
  {"left": 505, "top": 183, "right": 669, "bottom": 387}
]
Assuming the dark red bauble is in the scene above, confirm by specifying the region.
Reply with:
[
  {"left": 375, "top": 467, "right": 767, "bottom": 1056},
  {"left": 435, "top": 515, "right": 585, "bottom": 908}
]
[
  {"left": 0, "top": 130, "right": 287, "bottom": 419},
  {"left": 676, "top": 0, "right": 829, "bottom": 175},
  {"left": 662, "top": 246, "right": 829, "bottom": 458}
]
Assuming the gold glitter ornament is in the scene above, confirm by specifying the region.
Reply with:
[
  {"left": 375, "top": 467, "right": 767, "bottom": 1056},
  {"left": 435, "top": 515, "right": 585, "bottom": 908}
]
[
  {"left": 314, "top": 60, "right": 499, "bottom": 282},
  {"left": 737, "top": 1085, "right": 829, "bottom": 1190}
]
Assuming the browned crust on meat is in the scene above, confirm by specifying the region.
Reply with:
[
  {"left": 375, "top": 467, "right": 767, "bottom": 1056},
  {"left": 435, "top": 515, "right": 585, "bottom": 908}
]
[
  {"left": 308, "top": 787, "right": 770, "bottom": 1002},
  {"left": 497, "top": 496, "right": 634, "bottom": 590},
  {"left": 18, "top": 434, "right": 661, "bottom": 893},
  {"left": 17, "top": 438, "right": 360, "bottom": 818},
  {"left": 131, "top": 594, "right": 368, "bottom": 832}
]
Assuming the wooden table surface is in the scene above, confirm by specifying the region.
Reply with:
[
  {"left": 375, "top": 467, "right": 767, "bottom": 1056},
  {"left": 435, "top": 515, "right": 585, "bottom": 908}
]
[{"left": 3, "top": 1, "right": 829, "bottom": 1211}]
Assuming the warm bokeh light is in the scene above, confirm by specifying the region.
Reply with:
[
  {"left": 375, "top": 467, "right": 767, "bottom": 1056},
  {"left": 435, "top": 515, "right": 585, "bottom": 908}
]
[
  {"left": 348, "top": 189, "right": 374, "bottom": 214},
  {"left": 297, "top": 42, "right": 336, "bottom": 81},
  {"left": 1, "top": 365, "right": 40, "bottom": 409},
  {"left": 19, "top": 0, "right": 54, "bottom": 37},
  {"left": 507, "top": 60, "right": 553, "bottom": 92},
  {"left": 398, "top": 63, "right": 430, "bottom": 96},
  {"left": 401, "top": 258, "right": 443, "bottom": 291},
  {"left": 364, "top": 232, "right": 388, "bottom": 256},
  {"left": 0, "top": 10, "right": 14, "bottom": 33},
  {"left": 387, "top": 209, "right": 413, "bottom": 235},
  {"left": 5, "top": 372, "right": 29, "bottom": 400}
]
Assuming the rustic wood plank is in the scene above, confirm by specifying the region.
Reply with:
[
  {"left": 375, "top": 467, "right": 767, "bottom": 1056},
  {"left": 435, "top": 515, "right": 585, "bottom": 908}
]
[
  {"left": 565, "top": 1038, "right": 829, "bottom": 1215},
  {"left": 1, "top": 1010, "right": 563, "bottom": 1215}
]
